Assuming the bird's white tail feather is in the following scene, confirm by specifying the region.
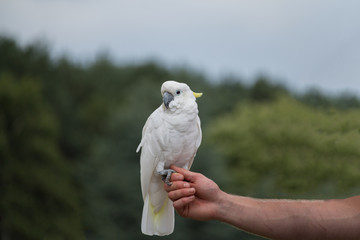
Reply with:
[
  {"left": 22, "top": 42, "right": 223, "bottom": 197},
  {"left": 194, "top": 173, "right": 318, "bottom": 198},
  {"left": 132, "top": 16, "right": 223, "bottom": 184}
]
[{"left": 141, "top": 194, "right": 174, "bottom": 236}]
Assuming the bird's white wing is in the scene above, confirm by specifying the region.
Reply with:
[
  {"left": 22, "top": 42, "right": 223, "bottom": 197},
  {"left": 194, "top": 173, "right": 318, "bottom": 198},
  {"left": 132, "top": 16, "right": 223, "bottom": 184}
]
[
  {"left": 195, "top": 115, "right": 202, "bottom": 149},
  {"left": 137, "top": 106, "right": 167, "bottom": 199},
  {"left": 186, "top": 115, "right": 202, "bottom": 170}
]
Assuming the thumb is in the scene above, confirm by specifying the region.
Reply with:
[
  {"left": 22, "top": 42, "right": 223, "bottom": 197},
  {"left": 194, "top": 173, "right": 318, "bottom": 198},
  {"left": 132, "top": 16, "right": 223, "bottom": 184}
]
[{"left": 170, "top": 165, "right": 198, "bottom": 183}]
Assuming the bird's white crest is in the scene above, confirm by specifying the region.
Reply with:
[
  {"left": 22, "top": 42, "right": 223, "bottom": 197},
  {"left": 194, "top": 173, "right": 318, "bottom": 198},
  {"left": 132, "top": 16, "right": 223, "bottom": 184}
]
[{"left": 137, "top": 80, "right": 202, "bottom": 236}]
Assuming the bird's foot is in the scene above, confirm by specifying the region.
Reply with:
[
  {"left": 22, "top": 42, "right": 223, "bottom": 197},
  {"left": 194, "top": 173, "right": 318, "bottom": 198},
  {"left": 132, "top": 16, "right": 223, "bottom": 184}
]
[{"left": 158, "top": 169, "right": 176, "bottom": 186}]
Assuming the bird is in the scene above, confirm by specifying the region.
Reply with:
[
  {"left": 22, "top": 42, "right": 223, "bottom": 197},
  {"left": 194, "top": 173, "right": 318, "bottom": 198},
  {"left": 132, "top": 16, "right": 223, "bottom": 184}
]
[{"left": 136, "top": 80, "right": 202, "bottom": 236}]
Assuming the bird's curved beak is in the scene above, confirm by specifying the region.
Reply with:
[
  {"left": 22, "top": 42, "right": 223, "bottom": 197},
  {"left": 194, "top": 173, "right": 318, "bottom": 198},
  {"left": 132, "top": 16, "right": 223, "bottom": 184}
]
[
  {"left": 193, "top": 92, "right": 203, "bottom": 98},
  {"left": 163, "top": 91, "right": 174, "bottom": 109}
]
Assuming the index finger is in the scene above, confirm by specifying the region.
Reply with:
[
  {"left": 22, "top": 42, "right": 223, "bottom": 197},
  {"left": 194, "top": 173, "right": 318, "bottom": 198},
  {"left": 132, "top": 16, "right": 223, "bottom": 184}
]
[
  {"left": 170, "top": 165, "right": 198, "bottom": 183},
  {"left": 170, "top": 172, "right": 184, "bottom": 182}
]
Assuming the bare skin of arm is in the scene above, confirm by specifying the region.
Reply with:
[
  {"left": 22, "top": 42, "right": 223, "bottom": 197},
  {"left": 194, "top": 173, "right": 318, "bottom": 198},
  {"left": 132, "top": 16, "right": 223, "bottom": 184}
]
[{"left": 164, "top": 165, "right": 360, "bottom": 240}]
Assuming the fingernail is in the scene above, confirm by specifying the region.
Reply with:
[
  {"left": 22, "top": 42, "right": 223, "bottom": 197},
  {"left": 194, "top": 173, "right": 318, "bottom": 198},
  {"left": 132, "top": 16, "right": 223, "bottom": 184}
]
[
  {"left": 189, "top": 188, "right": 195, "bottom": 194},
  {"left": 184, "top": 182, "right": 190, "bottom": 188}
]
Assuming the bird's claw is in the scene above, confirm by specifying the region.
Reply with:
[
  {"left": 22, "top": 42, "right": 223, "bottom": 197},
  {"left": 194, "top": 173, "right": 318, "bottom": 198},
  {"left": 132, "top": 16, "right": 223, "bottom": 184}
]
[{"left": 158, "top": 169, "right": 176, "bottom": 186}]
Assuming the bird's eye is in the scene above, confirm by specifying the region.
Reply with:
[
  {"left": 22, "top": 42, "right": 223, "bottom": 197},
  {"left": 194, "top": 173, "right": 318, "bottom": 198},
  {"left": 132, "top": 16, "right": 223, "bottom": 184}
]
[{"left": 176, "top": 90, "right": 181, "bottom": 95}]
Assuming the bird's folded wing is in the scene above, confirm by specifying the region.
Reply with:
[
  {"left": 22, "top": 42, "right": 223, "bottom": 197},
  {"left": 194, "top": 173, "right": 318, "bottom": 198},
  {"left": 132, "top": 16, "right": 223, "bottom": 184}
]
[
  {"left": 138, "top": 107, "right": 168, "bottom": 199},
  {"left": 186, "top": 115, "right": 202, "bottom": 170},
  {"left": 195, "top": 115, "right": 202, "bottom": 149}
]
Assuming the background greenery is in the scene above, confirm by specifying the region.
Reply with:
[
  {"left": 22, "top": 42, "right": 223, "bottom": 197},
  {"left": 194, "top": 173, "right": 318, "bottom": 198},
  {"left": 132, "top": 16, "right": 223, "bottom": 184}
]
[{"left": 1, "top": 35, "right": 360, "bottom": 239}]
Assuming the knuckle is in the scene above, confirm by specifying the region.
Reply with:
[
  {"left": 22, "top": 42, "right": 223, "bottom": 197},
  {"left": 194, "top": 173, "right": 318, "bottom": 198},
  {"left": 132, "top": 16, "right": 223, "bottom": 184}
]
[
  {"left": 173, "top": 181, "right": 182, "bottom": 188},
  {"left": 168, "top": 191, "right": 176, "bottom": 200},
  {"left": 170, "top": 173, "right": 183, "bottom": 181},
  {"left": 195, "top": 173, "right": 204, "bottom": 178},
  {"left": 163, "top": 184, "right": 171, "bottom": 192},
  {"left": 173, "top": 201, "right": 181, "bottom": 209},
  {"left": 174, "top": 181, "right": 188, "bottom": 189}
]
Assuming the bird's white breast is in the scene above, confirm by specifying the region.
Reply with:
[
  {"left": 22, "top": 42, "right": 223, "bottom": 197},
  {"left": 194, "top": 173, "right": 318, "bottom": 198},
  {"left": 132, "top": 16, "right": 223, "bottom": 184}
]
[{"left": 160, "top": 106, "right": 199, "bottom": 169}]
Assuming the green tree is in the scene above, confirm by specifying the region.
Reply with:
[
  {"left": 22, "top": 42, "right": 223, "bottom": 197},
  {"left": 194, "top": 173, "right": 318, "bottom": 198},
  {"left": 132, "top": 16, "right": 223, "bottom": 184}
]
[
  {"left": 209, "top": 96, "right": 360, "bottom": 199},
  {"left": 298, "top": 88, "right": 360, "bottom": 110},
  {"left": 0, "top": 74, "right": 84, "bottom": 239},
  {"left": 2, "top": 35, "right": 360, "bottom": 240},
  {"left": 249, "top": 76, "right": 288, "bottom": 102}
]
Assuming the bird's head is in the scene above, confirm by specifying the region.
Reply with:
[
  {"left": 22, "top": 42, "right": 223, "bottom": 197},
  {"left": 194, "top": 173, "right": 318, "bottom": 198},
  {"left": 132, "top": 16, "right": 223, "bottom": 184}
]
[{"left": 161, "top": 80, "right": 202, "bottom": 110}]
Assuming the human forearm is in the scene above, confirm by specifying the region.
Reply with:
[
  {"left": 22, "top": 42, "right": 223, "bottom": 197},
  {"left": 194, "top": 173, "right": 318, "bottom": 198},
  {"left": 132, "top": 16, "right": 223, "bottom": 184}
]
[
  {"left": 214, "top": 193, "right": 300, "bottom": 239},
  {"left": 165, "top": 167, "right": 360, "bottom": 239},
  {"left": 214, "top": 194, "right": 360, "bottom": 240}
]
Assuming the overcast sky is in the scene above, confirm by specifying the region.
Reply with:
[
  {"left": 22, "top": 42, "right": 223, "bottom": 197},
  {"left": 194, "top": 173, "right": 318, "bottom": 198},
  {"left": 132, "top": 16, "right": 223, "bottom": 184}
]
[{"left": 1, "top": 0, "right": 360, "bottom": 94}]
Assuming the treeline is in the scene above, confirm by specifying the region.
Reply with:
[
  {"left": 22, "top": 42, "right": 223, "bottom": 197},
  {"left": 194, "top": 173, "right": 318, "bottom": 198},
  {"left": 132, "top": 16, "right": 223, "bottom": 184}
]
[{"left": 1, "top": 35, "right": 360, "bottom": 240}]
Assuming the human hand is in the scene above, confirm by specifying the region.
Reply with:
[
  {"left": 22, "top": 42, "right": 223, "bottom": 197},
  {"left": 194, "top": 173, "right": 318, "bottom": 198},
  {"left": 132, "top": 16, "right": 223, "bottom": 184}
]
[{"left": 164, "top": 165, "right": 224, "bottom": 221}]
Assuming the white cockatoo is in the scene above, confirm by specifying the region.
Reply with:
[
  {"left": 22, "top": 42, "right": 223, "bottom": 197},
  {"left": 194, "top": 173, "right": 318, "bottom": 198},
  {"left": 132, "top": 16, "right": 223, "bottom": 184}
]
[{"left": 136, "top": 80, "right": 202, "bottom": 236}]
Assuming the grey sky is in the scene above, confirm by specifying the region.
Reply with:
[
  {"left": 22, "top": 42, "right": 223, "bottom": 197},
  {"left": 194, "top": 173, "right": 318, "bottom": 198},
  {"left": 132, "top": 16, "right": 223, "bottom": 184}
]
[{"left": 1, "top": 0, "right": 360, "bottom": 94}]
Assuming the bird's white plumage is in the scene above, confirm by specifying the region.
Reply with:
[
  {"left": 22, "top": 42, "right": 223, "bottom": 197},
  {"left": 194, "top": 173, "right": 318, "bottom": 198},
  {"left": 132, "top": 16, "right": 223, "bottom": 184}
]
[{"left": 137, "top": 81, "right": 202, "bottom": 236}]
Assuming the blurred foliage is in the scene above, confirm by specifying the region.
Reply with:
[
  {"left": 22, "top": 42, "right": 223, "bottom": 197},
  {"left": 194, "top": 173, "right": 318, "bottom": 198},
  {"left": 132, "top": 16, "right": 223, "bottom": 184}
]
[
  {"left": 0, "top": 74, "right": 83, "bottom": 239},
  {"left": 1, "top": 35, "right": 360, "bottom": 240},
  {"left": 296, "top": 88, "right": 360, "bottom": 110},
  {"left": 209, "top": 96, "right": 360, "bottom": 199}
]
